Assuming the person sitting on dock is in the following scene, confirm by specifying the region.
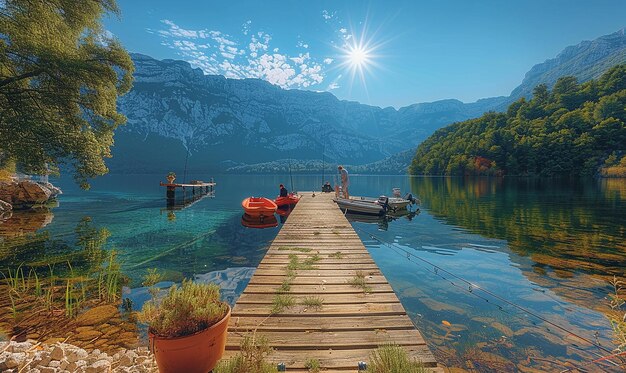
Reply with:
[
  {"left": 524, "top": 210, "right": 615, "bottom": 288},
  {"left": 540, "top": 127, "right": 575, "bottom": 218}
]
[
  {"left": 279, "top": 184, "right": 288, "bottom": 197},
  {"left": 322, "top": 181, "right": 332, "bottom": 193}
]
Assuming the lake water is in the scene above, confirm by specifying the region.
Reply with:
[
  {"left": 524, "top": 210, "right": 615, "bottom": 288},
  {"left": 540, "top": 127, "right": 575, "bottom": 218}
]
[{"left": 1, "top": 174, "right": 624, "bottom": 371}]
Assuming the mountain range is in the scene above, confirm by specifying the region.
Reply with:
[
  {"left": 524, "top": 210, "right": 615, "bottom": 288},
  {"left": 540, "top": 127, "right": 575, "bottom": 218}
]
[{"left": 108, "top": 28, "right": 626, "bottom": 174}]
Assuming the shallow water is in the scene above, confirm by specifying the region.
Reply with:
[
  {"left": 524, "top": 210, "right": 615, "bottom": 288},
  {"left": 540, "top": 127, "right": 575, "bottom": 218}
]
[{"left": 1, "top": 174, "right": 624, "bottom": 371}]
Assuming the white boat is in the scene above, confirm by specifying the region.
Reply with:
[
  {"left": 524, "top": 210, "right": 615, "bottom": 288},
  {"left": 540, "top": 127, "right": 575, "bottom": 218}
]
[
  {"left": 349, "top": 193, "right": 417, "bottom": 212},
  {"left": 334, "top": 196, "right": 388, "bottom": 216}
]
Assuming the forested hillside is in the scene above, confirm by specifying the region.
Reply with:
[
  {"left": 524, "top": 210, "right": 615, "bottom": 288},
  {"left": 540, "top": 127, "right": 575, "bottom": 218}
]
[{"left": 409, "top": 65, "right": 626, "bottom": 177}]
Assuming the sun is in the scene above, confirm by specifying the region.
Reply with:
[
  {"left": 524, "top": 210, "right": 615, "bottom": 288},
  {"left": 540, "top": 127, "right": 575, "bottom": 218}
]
[{"left": 347, "top": 45, "right": 370, "bottom": 69}]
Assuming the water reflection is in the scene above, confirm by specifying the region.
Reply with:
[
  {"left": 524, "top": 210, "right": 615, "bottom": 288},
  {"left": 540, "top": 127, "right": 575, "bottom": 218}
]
[{"left": 392, "top": 177, "right": 626, "bottom": 371}]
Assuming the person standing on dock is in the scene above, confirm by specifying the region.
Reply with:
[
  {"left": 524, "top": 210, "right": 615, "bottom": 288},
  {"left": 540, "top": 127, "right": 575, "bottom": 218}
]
[
  {"left": 279, "top": 184, "right": 288, "bottom": 197},
  {"left": 338, "top": 165, "right": 349, "bottom": 199}
]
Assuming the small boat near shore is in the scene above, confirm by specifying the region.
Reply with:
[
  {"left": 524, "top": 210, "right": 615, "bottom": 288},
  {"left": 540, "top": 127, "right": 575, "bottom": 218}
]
[
  {"left": 241, "top": 197, "right": 277, "bottom": 217},
  {"left": 274, "top": 193, "right": 301, "bottom": 207},
  {"left": 334, "top": 196, "right": 389, "bottom": 216}
]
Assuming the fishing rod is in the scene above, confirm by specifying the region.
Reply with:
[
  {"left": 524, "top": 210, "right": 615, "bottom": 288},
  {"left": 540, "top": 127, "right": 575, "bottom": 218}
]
[{"left": 288, "top": 159, "right": 294, "bottom": 193}]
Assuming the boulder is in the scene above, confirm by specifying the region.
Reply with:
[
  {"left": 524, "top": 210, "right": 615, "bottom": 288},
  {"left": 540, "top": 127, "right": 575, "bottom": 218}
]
[
  {"left": 0, "top": 199, "right": 12, "bottom": 218},
  {"left": 0, "top": 180, "right": 61, "bottom": 209}
]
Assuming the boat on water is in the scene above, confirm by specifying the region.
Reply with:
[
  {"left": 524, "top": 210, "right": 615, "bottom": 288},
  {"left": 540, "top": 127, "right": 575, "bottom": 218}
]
[
  {"left": 241, "top": 214, "right": 278, "bottom": 229},
  {"left": 274, "top": 193, "right": 301, "bottom": 207},
  {"left": 334, "top": 196, "right": 389, "bottom": 216},
  {"left": 241, "top": 197, "right": 277, "bottom": 217},
  {"left": 350, "top": 192, "right": 418, "bottom": 212}
]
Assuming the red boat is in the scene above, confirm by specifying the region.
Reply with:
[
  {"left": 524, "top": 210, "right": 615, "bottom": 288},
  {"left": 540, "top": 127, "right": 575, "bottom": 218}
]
[
  {"left": 241, "top": 214, "right": 278, "bottom": 229},
  {"left": 274, "top": 193, "right": 301, "bottom": 207},
  {"left": 241, "top": 197, "right": 277, "bottom": 217}
]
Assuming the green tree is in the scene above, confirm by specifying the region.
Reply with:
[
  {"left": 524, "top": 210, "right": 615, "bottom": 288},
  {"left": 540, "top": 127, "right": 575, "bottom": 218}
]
[
  {"left": 0, "top": 0, "right": 134, "bottom": 188},
  {"left": 410, "top": 65, "right": 626, "bottom": 178}
]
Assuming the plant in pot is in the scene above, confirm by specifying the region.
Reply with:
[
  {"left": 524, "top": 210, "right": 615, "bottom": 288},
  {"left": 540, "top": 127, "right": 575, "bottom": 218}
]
[
  {"left": 166, "top": 172, "right": 176, "bottom": 184},
  {"left": 139, "top": 278, "right": 231, "bottom": 373}
]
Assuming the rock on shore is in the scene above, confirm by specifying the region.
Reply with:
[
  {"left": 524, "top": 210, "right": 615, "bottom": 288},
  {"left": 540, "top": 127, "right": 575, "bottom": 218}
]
[
  {"left": 0, "top": 180, "right": 62, "bottom": 210},
  {"left": 0, "top": 340, "right": 158, "bottom": 373}
]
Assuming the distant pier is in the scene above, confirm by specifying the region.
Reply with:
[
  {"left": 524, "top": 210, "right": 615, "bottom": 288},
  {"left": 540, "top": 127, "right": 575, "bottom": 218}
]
[
  {"left": 159, "top": 180, "right": 216, "bottom": 206},
  {"left": 226, "top": 192, "right": 440, "bottom": 372}
]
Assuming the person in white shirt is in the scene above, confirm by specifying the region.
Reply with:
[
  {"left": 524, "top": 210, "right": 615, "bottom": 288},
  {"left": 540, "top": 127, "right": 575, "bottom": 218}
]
[{"left": 338, "top": 165, "right": 349, "bottom": 199}]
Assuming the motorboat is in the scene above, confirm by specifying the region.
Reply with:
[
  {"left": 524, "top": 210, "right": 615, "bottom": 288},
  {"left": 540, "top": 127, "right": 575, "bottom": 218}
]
[
  {"left": 241, "top": 214, "right": 278, "bottom": 229},
  {"left": 274, "top": 193, "right": 301, "bottom": 207},
  {"left": 350, "top": 192, "right": 418, "bottom": 212},
  {"left": 241, "top": 197, "right": 277, "bottom": 217},
  {"left": 334, "top": 196, "right": 388, "bottom": 216}
]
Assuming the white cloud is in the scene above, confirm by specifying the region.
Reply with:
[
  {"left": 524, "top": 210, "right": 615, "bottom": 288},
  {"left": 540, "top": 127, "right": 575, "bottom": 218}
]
[
  {"left": 153, "top": 20, "right": 327, "bottom": 89},
  {"left": 242, "top": 20, "right": 252, "bottom": 35},
  {"left": 322, "top": 10, "right": 336, "bottom": 20},
  {"left": 323, "top": 58, "right": 333, "bottom": 65},
  {"left": 339, "top": 28, "right": 347, "bottom": 34},
  {"left": 326, "top": 74, "right": 342, "bottom": 90}
]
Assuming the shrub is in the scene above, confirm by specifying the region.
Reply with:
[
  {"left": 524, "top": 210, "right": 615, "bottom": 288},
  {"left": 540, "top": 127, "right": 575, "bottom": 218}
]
[{"left": 139, "top": 279, "right": 228, "bottom": 338}]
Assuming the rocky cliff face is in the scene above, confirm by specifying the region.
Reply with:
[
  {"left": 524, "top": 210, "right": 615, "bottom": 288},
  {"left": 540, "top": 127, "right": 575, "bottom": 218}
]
[
  {"left": 511, "top": 28, "right": 626, "bottom": 99},
  {"left": 111, "top": 54, "right": 503, "bottom": 173}
]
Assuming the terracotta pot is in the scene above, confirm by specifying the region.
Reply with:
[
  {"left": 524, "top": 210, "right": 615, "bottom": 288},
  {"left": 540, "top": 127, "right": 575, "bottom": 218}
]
[{"left": 149, "top": 306, "right": 231, "bottom": 373}]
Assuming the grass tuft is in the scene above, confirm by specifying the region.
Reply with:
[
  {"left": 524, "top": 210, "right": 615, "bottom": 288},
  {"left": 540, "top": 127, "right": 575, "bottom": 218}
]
[
  {"left": 328, "top": 251, "right": 343, "bottom": 259},
  {"left": 214, "top": 334, "right": 278, "bottom": 373},
  {"left": 349, "top": 271, "right": 372, "bottom": 293},
  {"left": 305, "top": 358, "right": 322, "bottom": 373},
  {"left": 365, "top": 344, "right": 427, "bottom": 373},
  {"left": 278, "top": 247, "right": 312, "bottom": 253},
  {"left": 271, "top": 294, "right": 295, "bottom": 314},
  {"left": 301, "top": 296, "right": 323, "bottom": 309}
]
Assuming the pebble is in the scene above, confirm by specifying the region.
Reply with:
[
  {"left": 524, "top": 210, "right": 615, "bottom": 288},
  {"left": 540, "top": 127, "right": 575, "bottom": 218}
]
[{"left": 0, "top": 340, "right": 158, "bottom": 372}]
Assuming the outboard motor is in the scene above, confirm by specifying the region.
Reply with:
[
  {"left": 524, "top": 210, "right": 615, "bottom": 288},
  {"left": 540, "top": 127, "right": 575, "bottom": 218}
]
[
  {"left": 404, "top": 192, "right": 417, "bottom": 205},
  {"left": 377, "top": 195, "right": 389, "bottom": 213}
]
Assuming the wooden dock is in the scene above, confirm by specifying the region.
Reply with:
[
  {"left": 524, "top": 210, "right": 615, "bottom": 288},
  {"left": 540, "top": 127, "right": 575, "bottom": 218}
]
[{"left": 226, "top": 192, "right": 440, "bottom": 372}]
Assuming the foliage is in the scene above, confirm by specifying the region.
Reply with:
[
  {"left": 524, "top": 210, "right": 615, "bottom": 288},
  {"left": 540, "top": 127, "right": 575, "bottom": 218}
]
[
  {"left": 139, "top": 279, "right": 228, "bottom": 338},
  {"left": 0, "top": 0, "right": 134, "bottom": 188},
  {"left": 0, "top": 159, "right": 15, "bottom": 181},
  {"left": 608, "top": 276, "right": 626, "bottom": 352},
  {"left": 214, "top": 334, "right": 278, "bottom": 373},
  {"left": 410, "top": 65, "right": 626, "bottom": 177},
  {"left": 365, "top": 344, "right": 427, "bottom": 373}
]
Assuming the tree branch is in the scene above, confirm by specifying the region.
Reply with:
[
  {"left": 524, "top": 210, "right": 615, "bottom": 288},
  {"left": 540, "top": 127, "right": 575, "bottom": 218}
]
[{"left": 0, "top": 69, "right": 43, "bottom": 88}]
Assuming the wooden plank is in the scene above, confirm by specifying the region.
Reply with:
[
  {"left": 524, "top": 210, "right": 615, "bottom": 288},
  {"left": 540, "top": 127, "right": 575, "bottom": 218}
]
[
  {"left": 227, "top": 329, "right": 424, "bottom": 349},
  {"left": 236, "top": 292, "right": 401, "bottom": 304},
  {"left": 228, "top": 315, "right": 416, "bottom": 331},
  {"left": 248, "top": 275, "right": 389, "bottom": 285},
  {"left": 222, "top": 346, "right": 438, "bottom": 368},
  {"left": 226, "top": 192, "right": 439, "bottom": 370},
  {"left": 232, "top": 302, "right": 408, "bottom": 316}
]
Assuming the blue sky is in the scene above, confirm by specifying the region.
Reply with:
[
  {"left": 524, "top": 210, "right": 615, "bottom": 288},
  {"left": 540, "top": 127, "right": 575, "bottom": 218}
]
[{"left": 105, "top": 0, "right": 626, "bottom": 108}]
